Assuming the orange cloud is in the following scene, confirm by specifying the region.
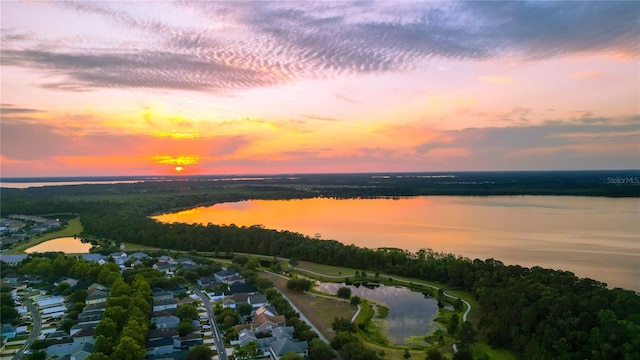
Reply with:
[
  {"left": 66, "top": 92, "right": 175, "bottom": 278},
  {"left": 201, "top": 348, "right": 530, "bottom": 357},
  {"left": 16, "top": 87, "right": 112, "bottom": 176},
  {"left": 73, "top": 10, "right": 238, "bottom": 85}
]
[{"left": 151, "top": 155, "right": 201, "bottom": 166}]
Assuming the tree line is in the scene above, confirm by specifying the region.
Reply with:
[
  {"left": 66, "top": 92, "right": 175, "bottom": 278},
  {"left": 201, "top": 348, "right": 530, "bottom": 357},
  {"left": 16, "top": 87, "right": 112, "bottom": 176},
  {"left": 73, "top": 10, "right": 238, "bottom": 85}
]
[{"left": 79, "top": 209, "right": 640, "bottom": 359}]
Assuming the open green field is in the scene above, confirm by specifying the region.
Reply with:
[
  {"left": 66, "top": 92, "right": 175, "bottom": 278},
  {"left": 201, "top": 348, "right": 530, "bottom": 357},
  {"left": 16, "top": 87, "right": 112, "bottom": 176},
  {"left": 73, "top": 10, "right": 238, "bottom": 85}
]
[{"left": 7, "top": 218, "right": 83, "bottom": 254}]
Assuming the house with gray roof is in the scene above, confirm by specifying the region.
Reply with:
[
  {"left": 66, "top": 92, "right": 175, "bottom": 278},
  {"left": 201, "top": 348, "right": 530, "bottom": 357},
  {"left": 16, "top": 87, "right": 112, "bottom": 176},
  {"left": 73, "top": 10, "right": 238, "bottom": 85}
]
[
  {"left": 81, "top": 253, "right": 106, "bottom": 264},
  {"left": 0, "top": 254, "right": 28, "bottom": 266},
  {"left": 151, "top": 315, "right": 180, "bottom": 329},
  {"left": 153, "top": 298, "right": 178, "bottom": 312},
  {"left": 72, "top": 328, "right": 95, "bottom": 344},
  {"left": 152, "top": 290, "right": 174, "bottom": 301},
  {"left": 146, "top": 337, "right": 176, "bottom": 357},
  {"left": 71, "top": 342, "right": 93, "bottom": 360},
  {"left": 86, "top": 290, "right": 109, "bottom": 305},
  {"left": 269, "top": 338, "right": 308, "bottom": 360},
  {"left": 70, "top": 322, "right": 98, "bottom": 336}
]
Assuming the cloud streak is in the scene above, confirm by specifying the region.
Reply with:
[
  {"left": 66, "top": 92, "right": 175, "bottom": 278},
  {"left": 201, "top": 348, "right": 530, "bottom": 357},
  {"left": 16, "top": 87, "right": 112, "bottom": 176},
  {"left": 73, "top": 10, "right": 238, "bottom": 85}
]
[{"left": 2, "top": 1, "right": 638, "bottom": 93}]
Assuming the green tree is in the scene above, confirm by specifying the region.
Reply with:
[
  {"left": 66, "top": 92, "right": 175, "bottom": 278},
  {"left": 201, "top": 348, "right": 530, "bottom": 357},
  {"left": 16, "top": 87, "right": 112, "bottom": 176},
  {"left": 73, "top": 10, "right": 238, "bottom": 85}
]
[
  {"left": 110, "top": 336, "right": 145, "bottom": 360},
  {"left": 238, "top": 303, "right": 253, "bottom": 317},
  {"left": 245, "top": 257, "right": 260, "bottom": 270},
  {"left": 93, "top": 335, "right": 116, "bottom": 356},
  {"left": 86, "top": 352, "right": 110, "bottom": 360},
  {"left": 308, "top": 338, "right": 336, "bottom": 360},
  {"left": 457, "top": 321, "right": 476, "bottom": 349},
  {"left": 178, "top": 320, "right": 194, "bottom": 337},
  {"left": 280, "top": 352, "right": 304, "bottom": 360},
  {"left": 26, "top": 351, "right": 46, "bottom": 360},
  {"left": 176, "top": 304, "right": 198, "bottom": 320},
  {"left": 286, "top": 278, "right": 312, "bottom": 292},
  {"left": 403, "top": 348, "right": 411, "bottom": 358},
  {"left": 332, "top": 317, "right": 356, "bottom": 333},
  {"left": 95, "top": 318, "right": 118, "bottom": 339},
  {"left": 1, "top": 305, "right": 19, "bottom": 323},
  {"left": 234, "top": 341, "right": 261, "bottom": 359},
  {"left": 103, "top": 306, "right": 128, "bottom": 331},
  {"left": 186, "top": 345, "right": 215, "bottom": 360},
  {"left": 337, "top": 287, "right": 352, "bottom": 299},
  {"left": 452, "top": 349, "right": 473, "bottom": 360},
  {"left": 350, "top": 296, "right": 361, "bottom": 306},
  {"left": 426, "top": 349, "right": 443, "bottom": 360},
  {"left": 447, "top": 313, "right": 459, "bottom": 335}
]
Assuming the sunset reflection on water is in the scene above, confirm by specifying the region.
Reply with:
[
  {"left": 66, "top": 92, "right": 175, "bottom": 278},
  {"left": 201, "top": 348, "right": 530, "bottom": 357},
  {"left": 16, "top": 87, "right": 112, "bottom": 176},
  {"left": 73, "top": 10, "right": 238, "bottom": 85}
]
[{"left": 153, "top": 196, "right": 640, "bottom": 291}]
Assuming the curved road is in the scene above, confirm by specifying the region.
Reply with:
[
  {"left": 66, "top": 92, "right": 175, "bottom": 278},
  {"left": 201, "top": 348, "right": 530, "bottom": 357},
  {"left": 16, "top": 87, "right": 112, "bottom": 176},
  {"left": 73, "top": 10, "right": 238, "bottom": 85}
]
[{"left": 12, "top": 300, "right": 41, "bottom": 360}]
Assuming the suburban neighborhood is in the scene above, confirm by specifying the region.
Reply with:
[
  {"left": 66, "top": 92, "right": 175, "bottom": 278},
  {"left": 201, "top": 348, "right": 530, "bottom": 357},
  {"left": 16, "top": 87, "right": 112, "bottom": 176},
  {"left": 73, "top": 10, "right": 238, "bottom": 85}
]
[{"left": 1, "top": 249, "right": 316, "bottom": 360}]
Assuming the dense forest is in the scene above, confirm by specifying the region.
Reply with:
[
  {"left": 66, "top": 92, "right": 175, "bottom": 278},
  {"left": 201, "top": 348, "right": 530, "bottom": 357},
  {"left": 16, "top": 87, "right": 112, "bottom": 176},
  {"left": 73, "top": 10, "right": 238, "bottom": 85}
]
[{"left": 2, "top": 172, "right": 639, "bottom": 359}]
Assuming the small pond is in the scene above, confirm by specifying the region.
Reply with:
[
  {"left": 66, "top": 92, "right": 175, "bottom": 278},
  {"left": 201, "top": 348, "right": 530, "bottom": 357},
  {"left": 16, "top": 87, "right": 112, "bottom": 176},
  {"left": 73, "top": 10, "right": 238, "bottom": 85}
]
[
  {"left": 25, "top": 237, "right": 92, "bottom": 254},
  {"left": 317, "top": 282, "right": 440, "bottom": 344}
]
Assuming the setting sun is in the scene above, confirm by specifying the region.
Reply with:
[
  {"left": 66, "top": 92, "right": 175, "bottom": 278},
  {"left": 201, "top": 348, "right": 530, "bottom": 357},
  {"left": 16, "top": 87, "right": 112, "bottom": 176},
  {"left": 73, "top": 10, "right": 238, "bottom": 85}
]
[{"left": 175, "top": 166, "right": 183, "bottom": 172}]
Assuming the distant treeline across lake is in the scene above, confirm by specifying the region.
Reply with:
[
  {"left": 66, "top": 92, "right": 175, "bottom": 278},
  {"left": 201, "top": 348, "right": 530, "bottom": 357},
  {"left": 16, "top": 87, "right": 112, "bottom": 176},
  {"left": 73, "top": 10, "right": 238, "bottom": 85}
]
[{"left": 154, "top": 195, "right": 640, "bottom": 291}]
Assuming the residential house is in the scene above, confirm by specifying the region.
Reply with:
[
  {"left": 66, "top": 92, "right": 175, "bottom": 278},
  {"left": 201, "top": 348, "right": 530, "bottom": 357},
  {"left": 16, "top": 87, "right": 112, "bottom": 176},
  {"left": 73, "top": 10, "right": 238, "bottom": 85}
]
[
  {"left": 153, "top": 299, "right": 178, "bottom": 312},
  {"left": 3, "top": 273, "right": 21, "bottom": 284},
  {"left": 223, "top": 293, "right": 250, "bottom": 309},
  {"left": 147, "top": 328, "right": 178, "bottom": 340},
  {"left": 70, "top": 342, "right": 93, "bottom": 360},
  {"left": 151, "top": 315, "right": 180, "bottom": 330},
  {"left": 35, "top": 295, "right": 65, "bottom": 308},
  {"left": 269, "top": 338, "right": 308, "bottom": 360},
  {"left": 248, "top": 294, "right": 268, "bottom": 308},
  {"left": 109, "top": 251, "right": 129, "bottom": 266},
  {"left": 252, "top": 313, "right": 286, "bottom": 333},
  {"left": 196, "top": 276, "right": 217, "bottom": 288},
  {"left": 22, "top": 275, "right": 43, "bottom": 285},
  {"left": 146, "top": 337, "right": 175, "bottom": 357},
  {"left": 214, "top": 269, "right": 238, "bottom": 283},
  {"left": 85, "top": 290, "right": 109, "bottom": 305},
  {"left": 0, "top": 254, "right": 28, "bottom": 266},
  {"left": 54, "top": 277, "right": 79, "bottom": 288},
  {"left": 223, "top": 293, "right": 268, "bottom": 309},
  {"left": 87, "top": 283, "right": 107, "bottom": 294},
  {"left": 152, "top": 290, "right": 174, "bottom": 302},
  {"left": 253, "top": 305, "right": 278, "bottom": 318},
  {"left": 70, "top": 323, "right": 98, "bottom": 336},
  {"left": 72, "top": 328, "right": 96, "bottom": 344},
  {"left": 1, "top": 324, "right": 16, "bottom": 340},
  {"left": 77, "top": 313, "right": 102, "bottom": 325},
  {"left": 81, "top": 254, "right": 106, "bottom": 264},
  {"left": 228, "top": 282, "right": 258, "bottom": 295},
  {"left": 173, "top": 333, "right": 203, "bottom": 350},
  {"left": 45, "top": 342, "right": 79, "bottom": 359},
  {"left": 82, "top": 302, "right": 107, "bottom": 313},
  {"left": 130, "top": 252, "right": 149, "bottom": 260},
  {"left": 153, "top": 261, "right": 177, "bottom": 274}
]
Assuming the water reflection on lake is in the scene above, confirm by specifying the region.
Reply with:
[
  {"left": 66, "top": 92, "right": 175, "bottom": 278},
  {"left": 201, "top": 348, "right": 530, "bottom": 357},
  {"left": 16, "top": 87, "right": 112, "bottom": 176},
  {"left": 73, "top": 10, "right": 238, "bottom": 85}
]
[
  {"left": 318, "top": 282, "right": 439, "bottom": 344},
  {"left": 153, "top": 196, "right": 640, "bottom": 291},
  {"left": 25, "top": 237, "right": 92, "bottom": 254}
]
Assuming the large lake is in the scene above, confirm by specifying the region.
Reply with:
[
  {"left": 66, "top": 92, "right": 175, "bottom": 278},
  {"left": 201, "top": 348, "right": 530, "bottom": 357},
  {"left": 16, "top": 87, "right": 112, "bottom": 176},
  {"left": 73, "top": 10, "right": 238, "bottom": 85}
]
[{"left": 153, "top": 196, "right": 640, "bottom": 291}]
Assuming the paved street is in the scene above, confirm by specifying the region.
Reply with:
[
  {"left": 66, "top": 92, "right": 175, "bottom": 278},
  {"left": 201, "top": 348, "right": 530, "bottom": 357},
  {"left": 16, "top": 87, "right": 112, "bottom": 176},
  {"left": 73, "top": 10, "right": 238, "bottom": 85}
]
[
  {"left": 194, "top": 289, "right": 228, "bottom": 360},
  {"left": 12, "top": 300, "right": 41, "bottom": 360}
]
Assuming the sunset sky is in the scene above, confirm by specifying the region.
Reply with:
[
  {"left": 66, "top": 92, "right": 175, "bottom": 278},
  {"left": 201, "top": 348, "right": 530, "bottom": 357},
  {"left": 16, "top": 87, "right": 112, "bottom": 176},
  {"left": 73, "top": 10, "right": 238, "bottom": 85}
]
[{"left": 1, "top": 1, "right": 639, "bottom": 177}]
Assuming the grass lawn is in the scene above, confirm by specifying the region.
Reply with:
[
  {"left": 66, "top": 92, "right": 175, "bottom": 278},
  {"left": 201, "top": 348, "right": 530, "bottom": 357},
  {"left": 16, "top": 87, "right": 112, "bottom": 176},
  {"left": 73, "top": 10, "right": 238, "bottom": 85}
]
[
  {"left": 258, "top": 271, "right": 356, "bottom": 341},
  {"left": 8, "top": 218, "right": 83, "bottom": 254},
  {"left": 471, "top": 342, "right": 517, "bottom": 360},
  {"left": 121, "top": 242, "right": 161, "bottom": 251},
  {"left": 296, "top": 261, "right": 360, "bottom": 277}
]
